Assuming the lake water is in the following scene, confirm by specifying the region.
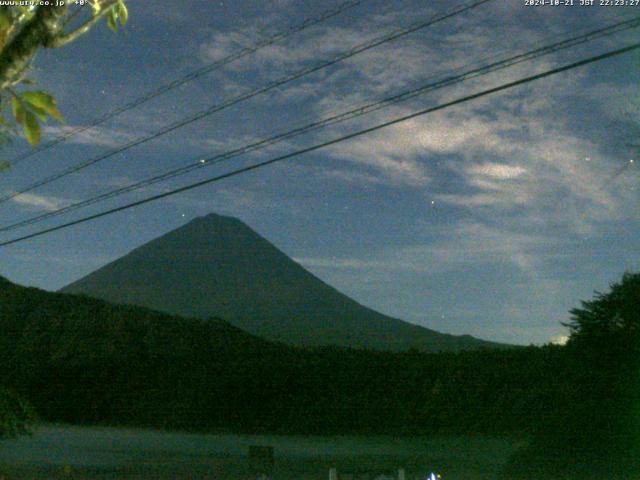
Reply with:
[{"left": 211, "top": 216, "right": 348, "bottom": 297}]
[{"left": 0, "top": 424, "right": 522, "bottom": 479}]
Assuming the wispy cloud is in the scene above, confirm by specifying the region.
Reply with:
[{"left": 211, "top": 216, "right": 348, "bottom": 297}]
[
  {"left": 468, "top": 162, "right": 527, "bottom": 180},
  {"left": 187, "top": 0, "right": 640, "bottom": 207},
  {"left": 315, "top": 167, "right": 386, "bottom": 185},
  {"left": 297, "top": 219, "right": 565, "bottom": 276},
  {"left": 43, "top": 125, "right": 137, "bottom": 148},
  {"left": 11, "top": 193, "right": 66, "bottom": 212},
  {"left": 551, "top": 334, "right": 569, "bottom": 345}
]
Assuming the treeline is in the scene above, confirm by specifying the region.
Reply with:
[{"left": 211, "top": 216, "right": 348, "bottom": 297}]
[
  {"left": 503, "top": 272, "right": 640, "bottom": 479},
  {"left": 0, "top": 275, "right": 570, "bottom": 436},
  {"left": 0, "top": 386, "right": 34, "bottom": 437},
  {"left": 2, "top": 272, "right": 637, "bottom": 479}
]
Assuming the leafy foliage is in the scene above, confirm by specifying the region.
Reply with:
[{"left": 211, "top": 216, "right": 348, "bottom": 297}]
[
  {"left": 105, "top": 0, "right": 128, "bottom": 32},
  {"left": 8, "top": 90, "right": 63, "bottom": 145},
  {"left": 0, "top": 387, "right": 35, "bottom": 438},
  {"left": 0, "top": 1, "right": 127, "bottom": 149},
  {"left": 565, "top": 271, "right": 640, "bottom": 351},
  {"left": 0, "top": 275, "right": 564, "bottom": 436},
  {"left": 6, "top": 271, "right": 635, "bottom": 480},
  {"left": 504, "top": 272, "right": 640, "bottom": 479}
]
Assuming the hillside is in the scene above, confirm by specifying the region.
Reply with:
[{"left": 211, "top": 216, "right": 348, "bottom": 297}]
[
  {"left": 61, "top": 213, "right": 504, "bottom": 352},
  {"left": 0, "top": 275, "right": 561, "bottom": 434},
  {"left": 0, "top": 274, "right": 290, "bottom": 429}
]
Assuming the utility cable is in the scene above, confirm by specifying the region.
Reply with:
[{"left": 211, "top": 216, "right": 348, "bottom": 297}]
[
  {"left": 0, "top": 0, "right": 493, "bottom": 204},
  {"left": 1, "top": 15, "right": 637, "bottom": 232},
  {"left": 3, "top": 0, "right": 369, "bottom": 167},
  {"left": 1, "top": 41, "right": 636, "bottom": 247}
]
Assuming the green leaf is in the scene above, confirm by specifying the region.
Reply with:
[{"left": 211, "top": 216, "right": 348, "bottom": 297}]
[
  {"left": 0, "top": 114, "right": 16, "bottom": 135},
  {"left": 0, "top": 160, "right": 10, "bottom": 172},
  {"left": 118, "top": 1, "right": 128, "bottom": 26},
  {"left": 90, "top": 0, "right": 101, "bottom": 15},
  {"left": 47, "top": 104, "right": 63, "bottom": 122},
  {"left": 11, "top": 97, "right": 25, "bottom": 125},
  {"left": 21, "top": 91, "right": 63, "bottom": 122},
  {"left": 27, "top": 104, "right": 48, "bottom": 122},
  {"left": 21, "top": 91, "right": 52, "bottom": 109},
  {"left": 23, "top": 111, "right": 41, "bottom": 146},
  {"left": 0, "top": 11, "right": 11, "bottom": 31},
  {"left": 106, "top": 9, "right": 118, "bottom": 32}
]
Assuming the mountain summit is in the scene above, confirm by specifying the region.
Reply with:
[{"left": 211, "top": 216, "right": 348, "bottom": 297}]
[{"left": 62, "top": 213, "right": 502, "bottom": 352}]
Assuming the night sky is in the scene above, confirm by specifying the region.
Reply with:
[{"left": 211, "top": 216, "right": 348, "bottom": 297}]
[{"left": 0, "top": 0, "right": 638, "bottom": 345}]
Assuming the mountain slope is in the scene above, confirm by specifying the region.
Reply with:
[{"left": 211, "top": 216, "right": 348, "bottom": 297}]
[
  {"left": 0, "top": 274, "right": 294, "bottom": 430},
  {"left": 0, "top": 275, "right": 556, "bottom": 435},
  {"left": 62, "top": 213, "right": 504, "bottom": 352}
]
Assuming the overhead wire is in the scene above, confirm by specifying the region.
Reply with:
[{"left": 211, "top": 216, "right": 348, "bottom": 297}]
[
  {"left": 1, "top": 41, "right": 637, "bottom": 247},
  {"left": 2, "top": 15, "right": 638, "bottom": 233},
  {"left": 0, "top": 0, "right": 493, "bottom": 205},
  {"left": 3, "top": 0, "right": 369, "bottom": 167}
]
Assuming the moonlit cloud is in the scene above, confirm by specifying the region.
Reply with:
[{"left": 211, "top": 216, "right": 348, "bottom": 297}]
[
  {"left": 43, "top": 125, "right": 137, "bottom": 148},
  {"left": 323, "top": 110, "right": 514, "bottom": 186},
  {"left": 195, "top": 4, "right": 638, "bottom": 347},
  {"left": 4, "top": 0, "right": 637, "bottom": 346},
  {"left": 294, "top": 256, "right": 394, "bottom": 270},
  {"left": 316, "top": 167, "right": 386, "bottom": 185},
  {"left": 468, "top": 163, "right": 526, "bottom": 179},
  {"left": 11, "top": 193, "right": 66, "bottom": 212},
  {"left": 296, "top": 220, "right": 563, "bottom": 275},
  {"left": 551, "top": 334, "right": 569, "bottom": 345}
]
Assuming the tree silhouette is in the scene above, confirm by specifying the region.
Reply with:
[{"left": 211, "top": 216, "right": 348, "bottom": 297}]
[
  {"left": 565, "top": 271, "right": 639, "bottom": 354},
  {"left": 504, "top": 272, "right": 640, "bottom": 479},
  {"left": 0, "top": 387, "right": 35, "bottom": 438},
  {"left": 0, "top": 1, "right": 128, "bottom": 157}
]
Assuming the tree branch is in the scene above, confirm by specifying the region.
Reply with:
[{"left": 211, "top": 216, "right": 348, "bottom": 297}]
[
  {"left": 0, "top": 6, "right": 67, "bottom": 90},
  {"left": 51, "top": 1, "right": 119, "bottom": 48},
  {"left": 61, "top": 3, "right": 85, "bottom": 29}
]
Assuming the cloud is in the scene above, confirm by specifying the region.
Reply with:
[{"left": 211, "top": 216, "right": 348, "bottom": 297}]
[
  {"left": 439, "top": 112, "right": 637, "bottom": 233},
  {"left": 467, "top": 162, "right": 527, "bottom": 179},
  {"left": 321, "top": 101, "right": 527, "bottom": 186},
  {"left": 198, "top": 2, "right": 493, "bottom": 109},
  {"left": 294, "top": 257, "right": 395, "bottom": 271},
  {"left": 551, "top": 334, "right": 569, "bottom": 345},
  {"left": 324, "top": 123, "right": 431, "bottom": 186},
  {"left": 408, "top": 221, "right": 562, "bottom": 273},
  {"left": 43, "top": 125, "right": 137, "bottom": 148},
  {"left": 293, "top": 220, "right": 582, "bottom": 345},
  {"left": 126, "top": 7, "right": 640, "bottom": 249},
  {"left": 192, "top": 0, "right": 637, "bottom": 198},
  {"left": 297, "top": 219, "right": 563, "bottom": 276},
  {"left": 11, "top": 193, "right": 65, "bottom": 212},
  {"left": 316, "top": 167, "right": 386, "bottom": 185},
  {"left": 198, "top": 10, "right": 386, "bottom": 73}
]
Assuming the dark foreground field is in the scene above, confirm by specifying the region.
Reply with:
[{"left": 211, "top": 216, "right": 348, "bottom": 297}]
[{"left": 0, "top": 424, "right": 524, "bottom": 479}]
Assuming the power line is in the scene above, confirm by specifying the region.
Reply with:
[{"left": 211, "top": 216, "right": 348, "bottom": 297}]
[
  {"left": 1, "top": 42, "right": 637, "bottom": 248},
  {"left": 0, "top": 0, "right": 493, "bottom": 205},
  {"left": 3, "top": 0, "right": 368, "bottom": 168},
  {"left": 3, "top": 16, "right": 638, "bottom": 233}
]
